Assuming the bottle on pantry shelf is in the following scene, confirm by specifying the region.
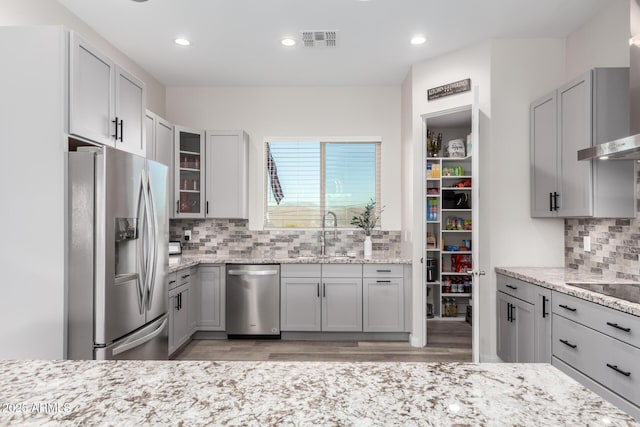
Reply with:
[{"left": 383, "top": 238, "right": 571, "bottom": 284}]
[{"left": 451, "top": 299, "right": 458, "bottom": 317}]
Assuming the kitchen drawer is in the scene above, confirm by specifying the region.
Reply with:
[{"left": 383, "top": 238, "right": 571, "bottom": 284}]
[
  {"left": 554, "top": 314, "right": 640, "bottom": 407},
  {"left": 363, "top": 264, "right": 403, "bottom": 278},
  {"left": 321, "top": 264, "right": 362, "bottom": 278},
  {"left": 552, "top": 314, "right": 593, "bottom": 374},
  {"left": 496, "top": 274, "right": 535, "bottom": 304},
  {"left": 281, "top": 264, "right": 321, "bottom": 278},
  {"left": 553, "top": 291, "right": 640, "bottom": 349},
  {"left": 167, "top": 272, "right": 178, "bottom": 291},
  {"left": 177, "top": 268, "right": 192, "bottom": 286}
]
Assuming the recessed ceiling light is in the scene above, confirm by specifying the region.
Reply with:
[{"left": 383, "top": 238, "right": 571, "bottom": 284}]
[
  {"left": 174, "top": 38, "right": 191, "bottom": 46},
  {"left": 411, "top": 35, "right": 426, "bottom": 45},
  {"left": 281, "top": 38, "right": 296, "bottom": 47}
]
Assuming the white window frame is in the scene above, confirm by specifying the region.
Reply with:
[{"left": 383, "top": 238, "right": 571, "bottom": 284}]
[{"left": 264, "top": 136, "right": 382, "bottom": 230}]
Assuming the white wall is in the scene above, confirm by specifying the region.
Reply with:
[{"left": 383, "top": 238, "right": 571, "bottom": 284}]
[
  {"left": 166, "top": 86, "right": 402, "bottom": 230},
  {"left": 487, "top": 39, "right": 567, "bottom": 359},
  {"left": 0, "top": 0, "right": 166, "bottom": 114},
  {"left": 566, "top": 0, "right": 630, "bottom": 79},
  {"left": 400, "top": 71, "right": 413, "bottom": 257}
]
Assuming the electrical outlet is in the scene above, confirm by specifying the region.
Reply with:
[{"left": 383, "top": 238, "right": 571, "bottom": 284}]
[
  {"left": 184, "top": 230, "right": 192, "bottom": 241},
  {"left": 584, "top": 235, "right": 591, "bottom": 252}
]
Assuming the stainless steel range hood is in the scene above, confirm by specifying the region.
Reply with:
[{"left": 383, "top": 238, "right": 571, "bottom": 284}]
[{"left": 578, "top": 0, "right": 640, "bottom": 161}]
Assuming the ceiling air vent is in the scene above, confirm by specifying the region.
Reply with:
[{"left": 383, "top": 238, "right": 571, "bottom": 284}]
[{"left": 301, "top": 30, "right": 338, "bottom": 48}]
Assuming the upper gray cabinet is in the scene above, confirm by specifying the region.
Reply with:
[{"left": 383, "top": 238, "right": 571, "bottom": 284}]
[
  {"left": 530, "top": 68, "right": 635, "bottom": 218},
  {"left": 205, "top": 130, "right": 249, "bottom": 219},
  {"left": 174, "top": 125, "right": 205, "bottom": 218},
  {"left": 146, "top": 111, "right": 174, "bottom": 218},
  {"left": 69, "top": 32, "right": 146, "bottom": 156}
]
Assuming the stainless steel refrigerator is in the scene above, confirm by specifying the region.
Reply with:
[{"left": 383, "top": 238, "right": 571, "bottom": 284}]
[{"left": 67, "top": 146, "right": 169, "bottom": 360}]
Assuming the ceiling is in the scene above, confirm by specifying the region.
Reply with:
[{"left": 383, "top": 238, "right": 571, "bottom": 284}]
[{"left": 58, "top": 0, "right": 614, "bottom": 87}]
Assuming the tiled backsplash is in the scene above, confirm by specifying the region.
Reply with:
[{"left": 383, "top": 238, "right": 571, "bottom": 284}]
[
  {"left": 170, "top": 219, "right": 402, "bottom": 258},
  {"left": 565, "top": 167, "right": 640, "bottom": 280}
]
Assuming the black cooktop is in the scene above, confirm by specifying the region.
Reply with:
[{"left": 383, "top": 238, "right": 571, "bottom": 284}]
[{"left": 567, "top": 282, "right": 640, "bottom": 305}]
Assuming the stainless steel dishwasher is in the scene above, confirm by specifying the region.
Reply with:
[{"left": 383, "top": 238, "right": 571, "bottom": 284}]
[{"left": 226, "top": 264, "right": 281, "bottom": 337}]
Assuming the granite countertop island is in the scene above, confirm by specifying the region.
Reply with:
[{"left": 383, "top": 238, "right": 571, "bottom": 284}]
[
  {"left": 169, "top": 254, "right": 412, "bottom": 273},
  {"left": 496, "top": 267, "right": 640, "bottom": 317},
  {"left": 0, "top": 360, "right": 636, "bottom": 426}
]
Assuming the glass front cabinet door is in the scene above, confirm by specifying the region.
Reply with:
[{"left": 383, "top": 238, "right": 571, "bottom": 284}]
[{"left": 174, "top": 126, "right": 205, "bottom": 218}]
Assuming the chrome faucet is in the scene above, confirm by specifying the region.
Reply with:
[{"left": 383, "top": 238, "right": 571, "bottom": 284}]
[{"left": 320, "top": 211, "right": 338, "bottom": 256}]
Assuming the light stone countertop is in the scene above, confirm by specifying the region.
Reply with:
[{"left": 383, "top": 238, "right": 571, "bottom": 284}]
[
  {"left": 0, "top": 360, "right": 636, "bottom": 426},
  {"left": 496, "top": 267, "right": 640, "bottom": 317},
  {"left": 169, "top": 253, "right": 412, "bottom": 273}
]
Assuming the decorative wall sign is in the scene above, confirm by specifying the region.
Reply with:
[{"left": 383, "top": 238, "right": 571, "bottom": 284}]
[{"left": 427, "top": 78, "right": 471, "bottom": 101}]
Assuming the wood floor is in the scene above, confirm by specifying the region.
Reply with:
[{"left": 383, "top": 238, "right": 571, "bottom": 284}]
[{"left": 174, "top": 320, "right": 472, "bottom": 362}]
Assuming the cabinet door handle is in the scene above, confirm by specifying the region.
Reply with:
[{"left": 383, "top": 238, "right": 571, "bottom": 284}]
[
  {"left": 559, "top": 339, "right": 577, "bottom": 349},
  {"left": 606, "top": 322, "right": 631, "bottom": 333},
  {"left": 553, "top": 192, "right": 559, "bottom": 211},
  {"left": 175, "top": 294, "right": 180, "bottom": 310},
  {"left": 317, "top": 283, "right": 320, "bottom": 297},
  {"left": 112, "top": 116, "right": 119, "bottom": 140},
  {"left": 507, "top": 303, "right": 512, "bottom": 322},
  {"left": 206, "top": 201, "right": 209, "bottom": 215},
  {"left": 549, "top": 192, "right": 553, "bottom": 212},
  {"left": 559, "top": 304, "right": 577, "bottom": 312},
  {"left": 505, "top": 284, "right": 518, "bottom": 290},
  {"left": 510, "top": 303, "right": 515, "bottom": 322},
  {"left": 323, "top": 283, "right": 326, "bottom": 298},
  {"left": 606, "top": 364, "right": 631, "bottom": 377},
  {"left": 176, "top": 200, "right": 179, "bottom": 214},
  {"left": 542, "top": 295, "right": 548, "bottom": 318},
  {"left": 119, "top": 119, "right": 124, "bottom": 142},
  {"left": 376, "top": 280, "right": 391, "bottom": 283}
]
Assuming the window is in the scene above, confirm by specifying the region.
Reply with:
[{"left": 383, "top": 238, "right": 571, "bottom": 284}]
[{"left": 265, "top": 139, "right": 381, "bottom": 228}]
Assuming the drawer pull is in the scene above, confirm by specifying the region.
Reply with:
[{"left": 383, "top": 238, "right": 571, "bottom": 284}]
[
  {"left": 376, "top": 269, "right": 392, "bottom": 273},
  {"left": 505, "top": 285, "right": 518, "bottom": 290},
  {"left": 559, "top": 304, "right": 577, "bottom": 312},
  {"left": 606, "top": 364, "right": 631, "bottom": 377},
  {"left": 606, "top": 322, "right": 631, "bottom": 333},
  {"left": 376, "top": 280, "right": 391, "bottom": 283},
  {"left": 559, "top": 339, "right": 577, "bottom": 349},
  {"left": 168, "top": 280, "right": 176, "bottom": 284},
  {"left": 181, "top": 274, "right": 190, "bottom": 279}
]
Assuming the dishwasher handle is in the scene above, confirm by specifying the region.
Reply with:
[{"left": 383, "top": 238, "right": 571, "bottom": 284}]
[{"left": 227, "top": 269, "right": 279, "bottom": 276}]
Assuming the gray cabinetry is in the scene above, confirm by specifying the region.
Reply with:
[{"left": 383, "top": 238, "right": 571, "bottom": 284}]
[
  {"left": 530, "top": 68, "right": 635, "bottom": 218},
  {"left": 198, "top": 265, "right": 225, "bottom": 331},
  {"left": 363, "top": 265, "right": 404, "bottom": 332},
  {"left": 145, "top": 111, "right": 174, "bottom": 218},
  {"left": 280, "top": 265, "right": 322, "bottom": 331},
  {"left": 205, "top": 130, "right": 249, "bottom": 219},
  {"left": 174, "top": 126, "right": 205, "bottom": 218},
  {"left": 69, "top": 32, "right": 145, "bottom": 156},
  {"left": 322, "top": 277, "right": 363, "bottom": 332},
  {"left": 496, "top": 274, "right": 550, "bottom": 363},
  {"left": 552, "top": 292, "right": 640, "bottom": 415},
  {"left": 168, "top": 269, "right": 192, "bottom": 356}
]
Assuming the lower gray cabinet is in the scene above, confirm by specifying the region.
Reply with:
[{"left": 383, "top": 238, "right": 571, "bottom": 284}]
[
  {"left": 198, "top": 265, "right": 225, "bottom": 331},
  {"left": 281, "top": 277, "right": 321, "bottom": 331},
  {"left": 497, "top": 291, "right": 534, "bottom": 362},
  {"left": 552, "top": 291, "right": 640, "bottom": 413},
  {"left": 322, "top": 278, "right": 363, "bottom": 332},
  {"left": 363, "top": 278, "right": 404, "bottom": 332},
  {"left": 169, "top": 283, "right": 190, "bottom": 355},
  {"left": 496, "top": 274, "right": 549, "bottom": 363}
]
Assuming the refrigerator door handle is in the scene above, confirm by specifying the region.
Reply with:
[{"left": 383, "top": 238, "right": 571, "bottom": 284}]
[
  {"left": 136, "top": 174, "right": 149, "bottom": 315},
  {"left": 111, "top": 317, "right": 167, "bottom": 356},
  {"left": 140, "top": 171, "right": 154, "bottom": 312},
  {"left": 145, "top": 169, "right": 159, "bottom": 310}
]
